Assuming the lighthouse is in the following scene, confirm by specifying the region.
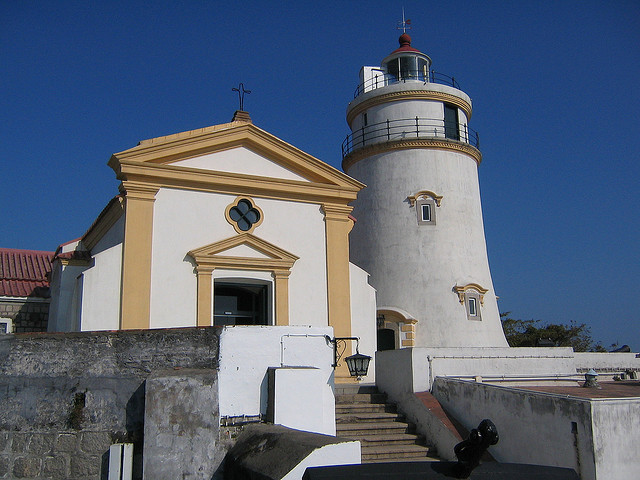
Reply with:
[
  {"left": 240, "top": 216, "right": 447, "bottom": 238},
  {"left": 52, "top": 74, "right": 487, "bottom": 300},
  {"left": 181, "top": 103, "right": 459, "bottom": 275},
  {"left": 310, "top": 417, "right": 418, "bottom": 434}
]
[{"left": 343, "top": 32, "right": 508, "bottom": 349}]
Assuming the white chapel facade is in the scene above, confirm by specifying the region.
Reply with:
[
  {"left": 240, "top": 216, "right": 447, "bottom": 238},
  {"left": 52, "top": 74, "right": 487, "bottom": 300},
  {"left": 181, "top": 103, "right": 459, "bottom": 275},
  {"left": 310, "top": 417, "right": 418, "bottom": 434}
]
[{"left": 48, "top": 112, "right": 377, "bottom": 381}]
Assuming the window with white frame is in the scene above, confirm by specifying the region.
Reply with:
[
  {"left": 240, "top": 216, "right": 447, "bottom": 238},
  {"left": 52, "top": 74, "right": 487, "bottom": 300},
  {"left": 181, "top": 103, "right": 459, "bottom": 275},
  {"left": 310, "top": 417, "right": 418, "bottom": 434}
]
[
  {"left": 416, "top": 198, "right": 436, "bottom": 225},
  {"left": 465, "top": 291, "right": 482, "bottom": 320},
  {"left": 0, "top": 317, "right": 13, "bottom": 334}
]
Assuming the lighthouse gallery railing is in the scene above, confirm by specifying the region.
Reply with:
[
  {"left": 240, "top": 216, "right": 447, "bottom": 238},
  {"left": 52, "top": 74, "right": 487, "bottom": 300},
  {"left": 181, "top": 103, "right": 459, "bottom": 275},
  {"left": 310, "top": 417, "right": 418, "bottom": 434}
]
[
  {"left": 342, "top": 117, "right": 480, "bottom": 159},
  {"left": 353, "top": 70, "right": 461, "bottom": 98}
]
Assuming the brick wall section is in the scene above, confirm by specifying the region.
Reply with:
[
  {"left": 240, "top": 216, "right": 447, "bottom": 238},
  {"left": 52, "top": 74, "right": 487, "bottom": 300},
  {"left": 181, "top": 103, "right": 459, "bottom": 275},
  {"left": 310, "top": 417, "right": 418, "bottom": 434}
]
[
  {"left": 0, "top": 327, "right": 221, "bottom": 480},
  {"left": 0, "top": 298, "right": 49, "bottom": 333}
]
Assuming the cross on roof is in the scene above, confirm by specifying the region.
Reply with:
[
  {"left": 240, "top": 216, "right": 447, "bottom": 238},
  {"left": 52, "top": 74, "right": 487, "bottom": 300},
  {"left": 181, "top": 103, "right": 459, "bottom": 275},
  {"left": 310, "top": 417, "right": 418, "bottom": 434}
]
[{"left": 232, "top": 83, "right": 251, "bottom": 111}]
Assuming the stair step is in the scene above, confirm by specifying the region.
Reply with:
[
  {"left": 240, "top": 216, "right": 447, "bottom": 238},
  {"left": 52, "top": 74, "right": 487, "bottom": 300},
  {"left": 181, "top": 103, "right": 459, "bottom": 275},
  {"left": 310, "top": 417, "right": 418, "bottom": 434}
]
[
  {"left": 357, "top": 433, "right": 424, "bottom": 445},
  {"left": 336, "top": 412, "right": 404, "bottom": 423},
  {"left": 337, "top": 422, "right": 413, "bottom": 436},
  {"left": 334, "top": 384, "right": 378, "bottom": 395},
  {"left": 335, "top": 386, "right": 440, "bottom": 464},
  {"left": 361, "top": 444, "right": 435, "bottom": 460},
  {"left": 365, "top": 456, "right": 442, "bottom": 464},
  {"left": 335, "top": 403, "right": 396, "bottom": 414},
  {"left": 335, "top": 393, "right": 387, "bottom": 404}
]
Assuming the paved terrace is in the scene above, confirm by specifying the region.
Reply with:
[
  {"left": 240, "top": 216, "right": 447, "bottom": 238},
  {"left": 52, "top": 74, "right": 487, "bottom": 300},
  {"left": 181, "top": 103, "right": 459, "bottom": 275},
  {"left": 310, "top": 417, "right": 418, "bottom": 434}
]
[{"left": 522, "top": 380, "right": 640, "bottom": 399}]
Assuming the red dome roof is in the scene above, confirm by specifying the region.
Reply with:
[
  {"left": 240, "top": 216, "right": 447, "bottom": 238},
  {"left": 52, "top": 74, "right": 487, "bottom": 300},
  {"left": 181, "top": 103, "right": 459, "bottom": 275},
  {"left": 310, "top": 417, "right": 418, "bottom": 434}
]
[{"left": 391, "top": 33, "right": 421, "bottom": 54}]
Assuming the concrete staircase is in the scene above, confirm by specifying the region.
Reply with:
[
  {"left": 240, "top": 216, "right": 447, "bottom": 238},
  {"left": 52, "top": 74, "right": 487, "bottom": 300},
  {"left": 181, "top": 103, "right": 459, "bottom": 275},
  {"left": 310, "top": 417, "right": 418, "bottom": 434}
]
[{"left": 335, "top": 385, "right": 439, "bottom": 463}]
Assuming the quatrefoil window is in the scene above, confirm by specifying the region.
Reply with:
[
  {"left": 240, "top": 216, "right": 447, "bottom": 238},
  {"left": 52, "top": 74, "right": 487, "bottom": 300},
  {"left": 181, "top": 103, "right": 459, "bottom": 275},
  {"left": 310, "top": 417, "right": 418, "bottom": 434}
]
[{"left": 225, "top": 197, "right": 263, "bottom": 234}]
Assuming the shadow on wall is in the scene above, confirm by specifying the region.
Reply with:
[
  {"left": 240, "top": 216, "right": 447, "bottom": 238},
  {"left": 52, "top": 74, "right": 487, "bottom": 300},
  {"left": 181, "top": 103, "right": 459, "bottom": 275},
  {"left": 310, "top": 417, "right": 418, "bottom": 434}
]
[
  {"left": 94, "top": 382, "right": 146, "bottom": 480},
  {"left": 5, "top": 296, "right": 50, "bottom": 333}
]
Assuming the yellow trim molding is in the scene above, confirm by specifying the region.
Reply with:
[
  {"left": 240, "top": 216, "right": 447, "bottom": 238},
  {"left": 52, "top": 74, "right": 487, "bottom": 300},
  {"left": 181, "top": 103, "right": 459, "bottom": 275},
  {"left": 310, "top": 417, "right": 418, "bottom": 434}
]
[
  {"left": 347, "top": 90, "right": 472, "bottom": 126},
  {"left": 109, "top": 122, "right": 364, "bottom": 196},
  {"left": 322, "top": 203, "right": 355, "bottom": 382},
  {"left": 407, "top": 190, "right": 443, "bottom": 207},
  {"left": 376, "top": 307, "right": 418, "bottom": 348},
  {"left": 343, "top": 138, "right": 482, "bottom": 172},
  {"left": 188, "top": 233, "right": 299, "bottom": 327},
  {"left": 454, "top": 283, "right": 489, "bottom": 306},
  {"left": 82, "top": 196, "right": 125, "bottom": 251},
  {"left": 120, "top": 182, "right": 159, "bottom": 330}
]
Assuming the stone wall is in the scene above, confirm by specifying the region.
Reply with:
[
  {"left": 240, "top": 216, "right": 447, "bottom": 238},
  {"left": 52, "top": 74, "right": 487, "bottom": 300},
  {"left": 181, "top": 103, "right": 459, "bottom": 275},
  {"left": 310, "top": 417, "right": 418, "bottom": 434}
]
[
  {"left": 0, "top": 327, "right": 221, "bottom": 480},
  {"left": 0, "top": 298, "right": 49, "bottom": 333}
]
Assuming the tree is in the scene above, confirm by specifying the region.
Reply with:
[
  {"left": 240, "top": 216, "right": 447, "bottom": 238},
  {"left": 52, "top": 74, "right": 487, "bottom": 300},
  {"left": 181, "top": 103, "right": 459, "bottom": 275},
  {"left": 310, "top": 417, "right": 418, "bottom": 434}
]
[{"left": 500, "top": 312, "right": 603, "bottom": 352}]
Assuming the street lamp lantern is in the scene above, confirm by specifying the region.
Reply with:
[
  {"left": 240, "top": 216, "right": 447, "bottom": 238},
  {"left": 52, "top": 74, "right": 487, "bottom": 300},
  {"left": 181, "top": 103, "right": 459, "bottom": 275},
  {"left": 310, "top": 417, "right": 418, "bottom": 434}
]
[
  {"left": 345, "top": 351, "right": 371, "bottom": 378},
  {"left": 326, "top": 336, "right": 371, "bottom": 378}
]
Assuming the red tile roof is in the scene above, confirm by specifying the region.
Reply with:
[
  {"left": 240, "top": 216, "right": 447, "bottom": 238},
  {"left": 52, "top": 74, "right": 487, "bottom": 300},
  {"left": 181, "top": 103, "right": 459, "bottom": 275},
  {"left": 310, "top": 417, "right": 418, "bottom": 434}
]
[{"left": 0, "top": 248, "right": 54, "bottom": 298}]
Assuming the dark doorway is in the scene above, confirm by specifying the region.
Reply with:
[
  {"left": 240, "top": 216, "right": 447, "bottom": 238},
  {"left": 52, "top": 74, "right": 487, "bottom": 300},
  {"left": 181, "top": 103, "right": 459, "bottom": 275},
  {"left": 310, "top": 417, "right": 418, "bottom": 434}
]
[
  {"left": 214, "top": 282, "right": 269, "bottom": 326},
  {"left": 377, "top": 328, "right": 396, "bottom": 351}
]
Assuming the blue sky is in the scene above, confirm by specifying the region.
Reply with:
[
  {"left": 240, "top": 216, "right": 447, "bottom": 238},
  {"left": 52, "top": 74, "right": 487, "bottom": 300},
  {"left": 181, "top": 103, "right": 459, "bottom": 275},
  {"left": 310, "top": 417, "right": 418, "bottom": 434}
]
[{"left": 2, "top": 1, "right": 638, "bottom": 350}]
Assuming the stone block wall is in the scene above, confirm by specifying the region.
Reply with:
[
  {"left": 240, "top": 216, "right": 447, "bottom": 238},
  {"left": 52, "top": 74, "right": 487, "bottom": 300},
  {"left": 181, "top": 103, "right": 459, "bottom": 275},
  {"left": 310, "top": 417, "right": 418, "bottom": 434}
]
[
  {"left": 0, "top": 431, "right": 111, "bottom": 479},
  {"left": 0, "top": 327, "right": 221, "bottom": 480},
  {"left": 0, "top": 298, "right": 49, "bottom": 333}
]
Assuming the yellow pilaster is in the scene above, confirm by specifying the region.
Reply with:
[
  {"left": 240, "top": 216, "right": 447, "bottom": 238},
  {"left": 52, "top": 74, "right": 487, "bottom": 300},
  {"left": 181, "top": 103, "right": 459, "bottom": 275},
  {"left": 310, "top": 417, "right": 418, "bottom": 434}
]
[
  {"left": 322, "top": 203, "right": 355, "bottom": 383},
  {"left": 196, "top": 266, "right": 214, "bottom": 327},
  {"left": 120, "top": 182, "right": 158, "bottom": 330},
  {"left": 273, "top": 270, "right": 290, "bottom": 326}
]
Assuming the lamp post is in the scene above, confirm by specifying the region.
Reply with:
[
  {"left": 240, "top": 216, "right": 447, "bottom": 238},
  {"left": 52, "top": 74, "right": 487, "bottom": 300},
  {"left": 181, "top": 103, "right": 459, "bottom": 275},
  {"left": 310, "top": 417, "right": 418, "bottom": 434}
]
[{"left": 326, "top": 336, "right": 371, "bottom": 379}]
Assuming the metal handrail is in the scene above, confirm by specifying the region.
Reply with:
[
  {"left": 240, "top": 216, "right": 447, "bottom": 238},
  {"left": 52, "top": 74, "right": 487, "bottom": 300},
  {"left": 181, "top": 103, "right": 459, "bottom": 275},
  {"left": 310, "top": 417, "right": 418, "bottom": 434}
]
[
  {"left": 353, "top": 70, "right": 460, "bottom": 98},
  {"left": 342, "top": 116, "right": 479, "bottom": 159}
]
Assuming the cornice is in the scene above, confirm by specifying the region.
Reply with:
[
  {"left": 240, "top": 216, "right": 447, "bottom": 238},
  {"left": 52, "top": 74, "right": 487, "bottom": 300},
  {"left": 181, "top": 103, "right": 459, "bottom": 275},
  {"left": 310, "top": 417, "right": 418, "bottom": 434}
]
[
  {"left": 342, "top": 138, "right": 482, "bottom": 171},
  {"left": 188, "top": 233, "right": 299, "bottom": 272},
  {"left": 116, "top": 160, "right": 360, "bottom": 205},
  {"left": 82, "top": 196, "right": 125, "bottom": 251},
  {"left": 347, "top": 90, "right": 472, "bottom": 125},
  {"left": 321, "top": 203, "right": 354, "bottom": 219},
  {"left": 109, "top": 122, "right": 364, "bottom": 191}
]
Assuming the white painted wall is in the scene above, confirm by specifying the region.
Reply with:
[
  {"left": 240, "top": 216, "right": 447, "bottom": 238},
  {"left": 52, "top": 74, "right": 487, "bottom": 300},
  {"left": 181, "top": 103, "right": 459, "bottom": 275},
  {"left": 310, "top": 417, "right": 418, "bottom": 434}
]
[
  {"left": 573, "top": 352, "right": 640, "bottom": 378},
  {"left": 172, "top": 146, "right": 309, "bottom": 182},
  {"left": 349, "top": 262, "right": 377, "bottom": 384},
  {"left": 149, "top": 188, "right": 328, "bottom": 329},
  {"left": 269, "top": 367, "right": 333, "bottom": 435},
  {"left": 283, "top": 441, "right": 361, "bottom": 480},
  {"left": 80, "top": 216, "right": 124, "bottom": 331},
  {"left": 348, "top": 147, "right": 507, "bottom": 348},
  {"left": 48, "top": 240, "right": 88, "bottom": 332},
  {"left": 431, "top": 378, "right": 640, "bottom": 480},
  {"left": 218, "top": 326, "right": 335, "bottom": 436},
  {"left": 591, "top": 399, "right": 640, "bottom": 479},
  {"left": 376, "top": 347, "right": 578, "bottom": 398}
]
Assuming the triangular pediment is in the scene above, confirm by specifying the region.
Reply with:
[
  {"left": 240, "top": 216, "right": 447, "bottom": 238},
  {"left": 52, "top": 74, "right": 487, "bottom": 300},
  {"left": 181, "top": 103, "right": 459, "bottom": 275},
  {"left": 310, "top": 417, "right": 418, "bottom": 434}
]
[
  {"left": 188, "top": 233, "right": 299, "bottom": 271},
  {"left": 109, "top": 119, "right": 364, "bottom": 192}
]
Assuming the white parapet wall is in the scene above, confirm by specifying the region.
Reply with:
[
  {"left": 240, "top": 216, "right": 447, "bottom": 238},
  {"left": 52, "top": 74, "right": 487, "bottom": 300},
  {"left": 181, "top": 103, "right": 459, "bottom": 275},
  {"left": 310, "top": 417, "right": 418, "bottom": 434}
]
[
  {"left": 432, "top": 377, "right": 640, "bottom": 480},
  {"left": 376, "top": 347, "right": 578, "bottom": 400},
  {"left": 218, "top": 325, "right": 336, "bottom": 436},
  {"left": 573, "top": 352, "right": 640, "bottom": 379}
]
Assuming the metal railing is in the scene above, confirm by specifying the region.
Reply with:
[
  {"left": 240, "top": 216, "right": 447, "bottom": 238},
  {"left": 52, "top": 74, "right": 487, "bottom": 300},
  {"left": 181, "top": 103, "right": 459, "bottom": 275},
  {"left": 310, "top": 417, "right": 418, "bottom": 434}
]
[
  {"left": 342, "top": 116, "right": 479, "bottom": 159},
  {"left": 354, "top": 70, "right": 461, "bottom": 98}
]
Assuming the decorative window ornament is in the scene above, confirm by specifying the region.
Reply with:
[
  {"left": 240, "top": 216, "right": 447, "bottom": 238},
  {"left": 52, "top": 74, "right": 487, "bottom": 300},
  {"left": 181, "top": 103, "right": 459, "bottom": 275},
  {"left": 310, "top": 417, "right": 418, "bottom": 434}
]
[
  {"left": 225, "top": 197, "right": 264, "bottom": 234},
  {"left": 453, "top": 283, "right": 488, "bottom": 321},
  {"left": 408, "top": 190, "right": 442, "bottom": 226}
]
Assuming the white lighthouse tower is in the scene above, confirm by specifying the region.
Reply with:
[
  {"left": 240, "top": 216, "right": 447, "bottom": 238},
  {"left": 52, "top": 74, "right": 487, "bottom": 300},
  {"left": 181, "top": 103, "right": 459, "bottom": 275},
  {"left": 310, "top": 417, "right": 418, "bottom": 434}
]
[{"left": 343, "top": 32, "right": 508, "bottom": 349}]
